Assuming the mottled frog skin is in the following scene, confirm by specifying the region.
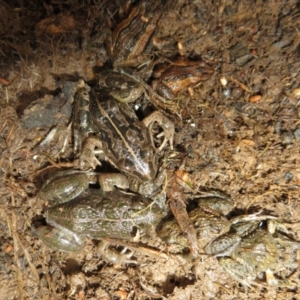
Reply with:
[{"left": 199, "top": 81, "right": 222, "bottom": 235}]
[
  {"left": 97, "top": 70, "right": 144, "bottom": 103},
  {"left": 74, "top": 83, "right": 157, "bottom": 180},
  {"left": 219, "top": 225, "right": 300, "bottom": 286},
  {"left": 157, "top": 193, "right": 300, "bottom": 287},
  {"left": 106, "top": 0, "right": 163, "bottom": 68},
  {"left": 36, "top": 172, "right": 166, "bottom": 253},
  {"left": 73, "top": 77, "right": 174, "bottom": 186},
  {"left": 36, "top": 173, "right": 300, "bottom": 286}
]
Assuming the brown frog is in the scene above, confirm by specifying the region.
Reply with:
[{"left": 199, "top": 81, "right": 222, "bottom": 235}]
[
  {"left": 151, "top": 58, "right": 215, "bottom": 100},
  {"left": 106, "top": 0, "right": 163, "bottom": 68},
  {"left": 72, "top": 76, "right": 174, "bottom": 204}
]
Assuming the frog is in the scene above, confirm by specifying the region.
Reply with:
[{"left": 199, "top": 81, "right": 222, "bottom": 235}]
[
  {"left": 104, "top": 0, "right": 215, "bottom": 111},
  {"left": 105, "top": 0, "right": 164, "bottom": 69},
  {"left": 36, "top": 173, "right": 300, "bottom": 285},
  {"left": 157, "top": 192, "right": 300, "bottom": 286},
  {"left": 35, "top": 171, "right": 166, "bottom": 258},
  {"left": 157, "top": 191, "right": 235, "bottom": 253},
  {"left": 218, "top": 224, "right": 300, "bottom": 287},
  {"left": 73, "top": 76, "right": 174, "bottom": 195},
  {"left": 151, "top": 58, "right": 215, "bottom": 100}
]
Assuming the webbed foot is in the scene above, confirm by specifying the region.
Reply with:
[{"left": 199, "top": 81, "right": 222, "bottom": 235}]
[
  {"left": 97, "top": 240, "right": 137, "bottom": 265},
  {"left": 80, "top": 137, "right": 104, "bottom": 169},
  {"left": 143, "top": 110, "right": 174, "bottom": 151}
]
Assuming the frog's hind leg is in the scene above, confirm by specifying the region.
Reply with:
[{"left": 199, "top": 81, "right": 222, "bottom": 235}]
[
  {"left": 38, "top": 171, "right": 90, "bottom": 204},
  {"left": 218, "top": 257, "right": 257, "bottom": 288},
  {"left": 97, "top": 240, "right": 137, "bottom": 265},
  {"left": 33, "top": 225, "right": 85, "bottom": 252},
  {"left": 80, "top": 136, "right": 104, "bottom": 170}
]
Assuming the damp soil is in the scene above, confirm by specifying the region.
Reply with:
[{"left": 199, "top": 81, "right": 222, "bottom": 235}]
[{"left": 1, "top": 0, "right": 300, "bottom": 299}]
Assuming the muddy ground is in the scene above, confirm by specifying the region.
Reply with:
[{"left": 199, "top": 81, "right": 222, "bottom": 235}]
[{"left": 1, "top": 0, "right": 300, "bottom": 299}]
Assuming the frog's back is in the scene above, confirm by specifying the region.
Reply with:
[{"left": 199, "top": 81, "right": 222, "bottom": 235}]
[
  {"left": 90, "top": 88, "right": 157, "bottom": 180},
  {"left": 47, "top": 189, "right": 163, "bottom": 241}
]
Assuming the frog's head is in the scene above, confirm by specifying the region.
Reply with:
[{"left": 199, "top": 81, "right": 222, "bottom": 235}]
[{"left": 122, "top": 143, "right": 158, "bottom": 181}]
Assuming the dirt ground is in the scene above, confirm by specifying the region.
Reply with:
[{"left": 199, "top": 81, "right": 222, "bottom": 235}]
[{"left": 1, "top": 0, "right": 300, "bottom": 299}]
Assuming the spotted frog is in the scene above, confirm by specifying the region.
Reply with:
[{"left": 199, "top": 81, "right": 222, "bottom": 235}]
[
  {"left": 36, "top": 174, "right": 300, "bottom": 285},
  {"left": 106, "top": 0, "right": 163, "bottom": 68},
  {"left": 35, "top": 171, "right": 166, "bottom": 255},
  {"left": 73, "top": 74, "right": 174, "bottom": 197},
  {"left": 218, "top": 223, "right": 300, "bottom": 287},
  {"left": 151, "top": 58, "right": 215, "bottom": 100},
  {"left": 157, "top": 193, "right": 300, "bottom": 286}
]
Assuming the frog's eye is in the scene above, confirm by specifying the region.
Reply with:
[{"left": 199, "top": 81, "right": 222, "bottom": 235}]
[
  {"left": 124, "top": 159, "right": 139, "bottom": 176},
  {"left": 130, "top": 226, "right": 138, "bottom": 238},
  {"left": 124, "top": 158, "right": 133, "bottom": 170},
  {"left": 140, "top": 149, "right": 152, "bottom": 159}
]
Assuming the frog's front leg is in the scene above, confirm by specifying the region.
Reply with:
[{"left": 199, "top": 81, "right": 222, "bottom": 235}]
[
  {"left": 97, "top": 173, "right": 129, "bottom": 192},
  {"left": 142, "top": 111, "right": 174, "bottom": 151},
  {"left": 73, "top": 79, "right": 92, "bottom": 154},
  {"left": 151, "top": 79, "right": 175, "bottom": 100},
  {"left": 128, "top": 168, "right": 165, "bottom": 196},
  {"left": 97, "top": 240, "right": 137, "bottom": 265}
]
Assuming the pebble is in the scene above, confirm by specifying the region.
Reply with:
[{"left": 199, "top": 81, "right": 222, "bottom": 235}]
[
  {"left": 231, "top": 87, "right": 244, "bottom": 99},
  {"left": 293, "top": 128, "right": 300, "bottom": 141},
  {"left": 284, "top": 172, "right": 293, "bottom": 181},
  {"left": 274, "top": 121, "right": 282, "bottom": 134},
  {"left": 281, "top": 132, "right": 293, "bottom": 145}
]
